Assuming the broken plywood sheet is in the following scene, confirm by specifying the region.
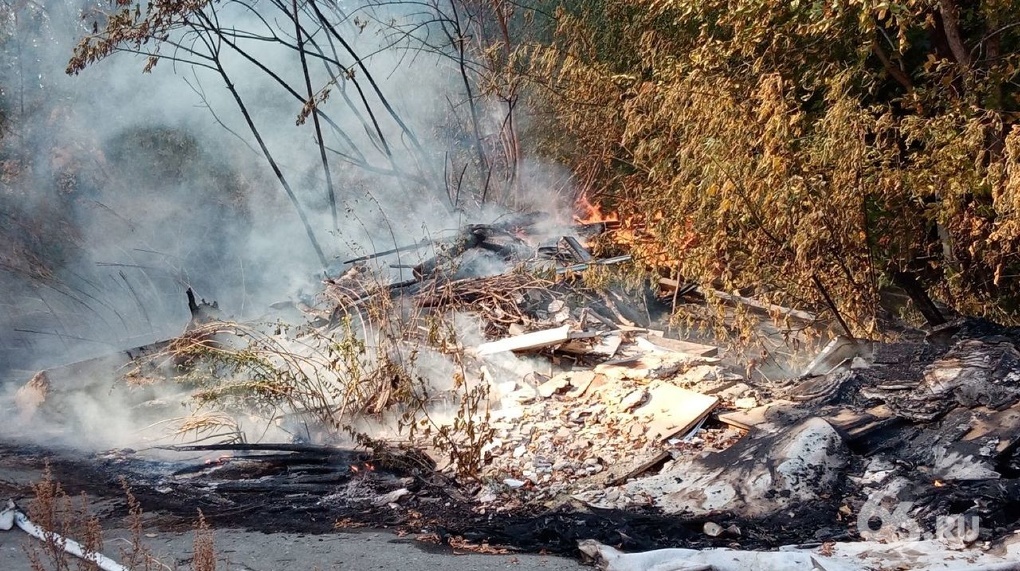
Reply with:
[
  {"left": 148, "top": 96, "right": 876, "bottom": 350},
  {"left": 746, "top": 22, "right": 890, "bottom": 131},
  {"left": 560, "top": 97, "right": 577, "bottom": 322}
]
[
  {"left": 477, "top": 325, "right": 570, "bottom": 355},
  {"left": 824, "top": 405, "right": 897, "bottom": 442},
  {"left": 716, "top": 400, "right": 795, "bottom": 431},
  {"left": 634, "top": 381, "right": 719, "bottom": 441},
  {"left": 536, "top": 370, "right": 604, "bottom": 399},
  {"left": 635, "top": 334, "right": 719, "bottom": 358},
  {"left": 961, "top": 403, "right": 1020, "bottom": 456},
  {"left": 565, "top": 370, "right": 600, "bottom": 398},
  {"left": 801, "top": 336, "right": 874, "bottom": 377}
]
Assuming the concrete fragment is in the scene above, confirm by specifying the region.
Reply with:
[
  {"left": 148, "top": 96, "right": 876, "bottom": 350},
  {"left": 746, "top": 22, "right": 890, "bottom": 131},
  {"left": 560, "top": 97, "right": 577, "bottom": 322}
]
[
  {"left": 734, "top": 397, "right": 758, "bottom": 409},
  {"left": 623, "top": 418, "right": 848, "bottom": 517},
  {"left": 537, "top": 375, "right": 572, "bottom": 398}
]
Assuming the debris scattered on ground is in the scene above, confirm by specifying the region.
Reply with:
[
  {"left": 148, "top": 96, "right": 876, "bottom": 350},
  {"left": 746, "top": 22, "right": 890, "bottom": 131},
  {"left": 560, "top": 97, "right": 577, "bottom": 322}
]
[
  {"left": 9, "top": 213, "right": 1020, "bottom": 568},
  {"left": 578, "top": 538, "right": 1020, "bottom": 571}
]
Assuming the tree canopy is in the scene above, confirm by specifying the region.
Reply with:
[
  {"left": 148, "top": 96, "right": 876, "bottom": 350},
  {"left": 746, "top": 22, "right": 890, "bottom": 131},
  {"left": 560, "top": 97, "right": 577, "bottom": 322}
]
[
  {"left": 526, "top": 0, "right": 1020, "bottom": 332},
  {"left": 64, "top": 0, "right": 1020, "bottom": 332}
]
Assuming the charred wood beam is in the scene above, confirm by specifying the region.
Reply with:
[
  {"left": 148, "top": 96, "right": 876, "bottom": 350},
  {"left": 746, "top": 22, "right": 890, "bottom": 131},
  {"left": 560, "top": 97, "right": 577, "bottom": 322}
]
[
  {"left": 889, "top": 270, "right": 947, "bottom": 327},
  {"left": 346, "top": 214, "right": 544, "bottom": 267},
  {"left": 186, "top": 288, "right": 199, "bottom": 314},
  {"left": 574, "top": 221, "right": 620, "bottom": 235},
  {"left": 556, "top": 255, "right": 632, "bottom": 275},
  {"left": 343, "top": 238, "right": 431, "bottom": 265},
  {"left": 202, "top": 482, "right": 341, "bottom": 494},
  {"left": 563, "top": 236, "right": 593, "bottom": 263},
  {"left": 156, "top": 443, "right": 368, "bottom": 458},
  {"left": 410, "top": 229, "right": 485, "bottom": 279}
]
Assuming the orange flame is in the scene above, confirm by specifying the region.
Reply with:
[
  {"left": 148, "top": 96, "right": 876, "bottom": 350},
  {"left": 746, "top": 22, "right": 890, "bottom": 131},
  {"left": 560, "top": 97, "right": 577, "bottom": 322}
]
[
  {"left": 574, "top": 191, "right": 619, "bottom": 225},
  {"left": 350, "top": 462, "right": 376, "bottom": 474},
  {"left": 203, "top": 454, "right": 232, "bottom": 465}
]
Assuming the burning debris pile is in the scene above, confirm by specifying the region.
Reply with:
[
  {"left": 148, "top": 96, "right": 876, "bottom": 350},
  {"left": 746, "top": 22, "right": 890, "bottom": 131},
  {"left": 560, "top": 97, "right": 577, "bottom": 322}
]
[{"left": 6, "top": 211, "right": 1020, "bottom": 569}]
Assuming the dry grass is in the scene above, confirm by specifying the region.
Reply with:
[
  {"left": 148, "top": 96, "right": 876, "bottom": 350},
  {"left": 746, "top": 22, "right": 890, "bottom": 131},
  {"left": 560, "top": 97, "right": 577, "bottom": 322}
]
[
  {"left": 23, "top": 467, "right": 103, "bottom": 571},
  {"left": 19, "top": 469, "right": 218, "bottom": 571},
  {"left": 192, "top": 511, "right": 215, "bottom": 571}
]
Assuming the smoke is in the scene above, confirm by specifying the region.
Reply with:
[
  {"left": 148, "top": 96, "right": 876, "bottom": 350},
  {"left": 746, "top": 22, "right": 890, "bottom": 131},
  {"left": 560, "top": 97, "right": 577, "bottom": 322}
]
[
  {"left": 0, "top": 1, "right": 569, "bottom": 378},
  {"left": 0, "top": 1, "right": 581, "bottom": 450}
]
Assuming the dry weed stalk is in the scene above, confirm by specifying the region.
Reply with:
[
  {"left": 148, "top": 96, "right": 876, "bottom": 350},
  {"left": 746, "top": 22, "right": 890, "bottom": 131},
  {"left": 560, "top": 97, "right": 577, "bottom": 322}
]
[
  {"left": 21, "top": 469, "right": 172, "bottom": 571},
  {"left": 148, "top": 289, "right": 497, "bottom": 478},
  {"left": 192, "top": 511, "right": 215, "bottom": 571},
  {"left": 117, "top": 479, "right": 160, "bottom": 571},
  {"left": 24, "top": 466, "right": 94, "bottom": 571}
]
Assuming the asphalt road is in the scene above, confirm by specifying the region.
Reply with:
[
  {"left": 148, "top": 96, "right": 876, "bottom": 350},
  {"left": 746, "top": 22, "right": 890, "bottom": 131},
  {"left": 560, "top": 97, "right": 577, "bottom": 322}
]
[{"left": 0, "top": 526, "right": 589, "bottom": 570}]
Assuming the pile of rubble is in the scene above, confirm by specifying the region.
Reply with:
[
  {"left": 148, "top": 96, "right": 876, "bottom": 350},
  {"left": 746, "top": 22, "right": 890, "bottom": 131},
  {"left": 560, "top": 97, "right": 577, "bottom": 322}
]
[
  {"left": 475, "top": 334, "right": 749, "bottom": 509},
  {"left": 8, "top": 213, "right": 1020, "bottom": 569}
]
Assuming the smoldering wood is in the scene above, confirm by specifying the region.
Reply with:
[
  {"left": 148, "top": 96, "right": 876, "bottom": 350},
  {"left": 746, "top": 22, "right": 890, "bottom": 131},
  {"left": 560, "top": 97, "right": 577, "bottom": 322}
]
[
  {"left": 562, "top": 236, "right": 593, "bottom": 263},
  {"left": 410, "top": 228, "right": 486, "bottom": 279},
  {"left": 155, "top": 442, "right": 369, "bottom": 457},
  {"left": 574, "top": 220, "right": 621, "bottom": 236},
  {"left": 555, "top": 254, "right": 632, "bottom": 274}
]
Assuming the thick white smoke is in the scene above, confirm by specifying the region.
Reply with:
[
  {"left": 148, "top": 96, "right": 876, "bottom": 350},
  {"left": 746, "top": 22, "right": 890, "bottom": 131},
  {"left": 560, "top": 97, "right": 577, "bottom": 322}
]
[{"left": 0, "top": 0, "right": 575, "bottom": 448}]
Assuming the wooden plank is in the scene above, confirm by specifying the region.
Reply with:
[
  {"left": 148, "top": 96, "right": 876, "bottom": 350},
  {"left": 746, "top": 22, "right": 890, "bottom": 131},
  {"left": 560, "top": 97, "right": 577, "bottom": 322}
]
[
  {"left": 636, "top": 334, "right": 719, "bottom": 358},
  {"left": 634, "top": 382, "right": 719, "bottom": 441},
  {"left": 559, "top": 334, "right": 622, "bottom": 359},
  {"left": 477, "top": 325, "right": 571, "bottom": 355},
  {"left": 536, "top": 375, "right": 570, "bottom": 398}
]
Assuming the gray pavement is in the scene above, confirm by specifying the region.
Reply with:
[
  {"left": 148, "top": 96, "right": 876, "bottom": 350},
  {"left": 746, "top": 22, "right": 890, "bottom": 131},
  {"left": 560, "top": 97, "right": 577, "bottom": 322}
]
[{"left": 0, "top": 526, "right": 588, "bottom": 570}]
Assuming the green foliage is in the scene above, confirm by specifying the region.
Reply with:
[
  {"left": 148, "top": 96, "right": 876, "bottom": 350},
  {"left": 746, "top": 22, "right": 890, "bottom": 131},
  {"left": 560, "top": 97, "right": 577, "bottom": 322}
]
[{"left": 527, "top": 0, "right": 1020, "bottom": 330}]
